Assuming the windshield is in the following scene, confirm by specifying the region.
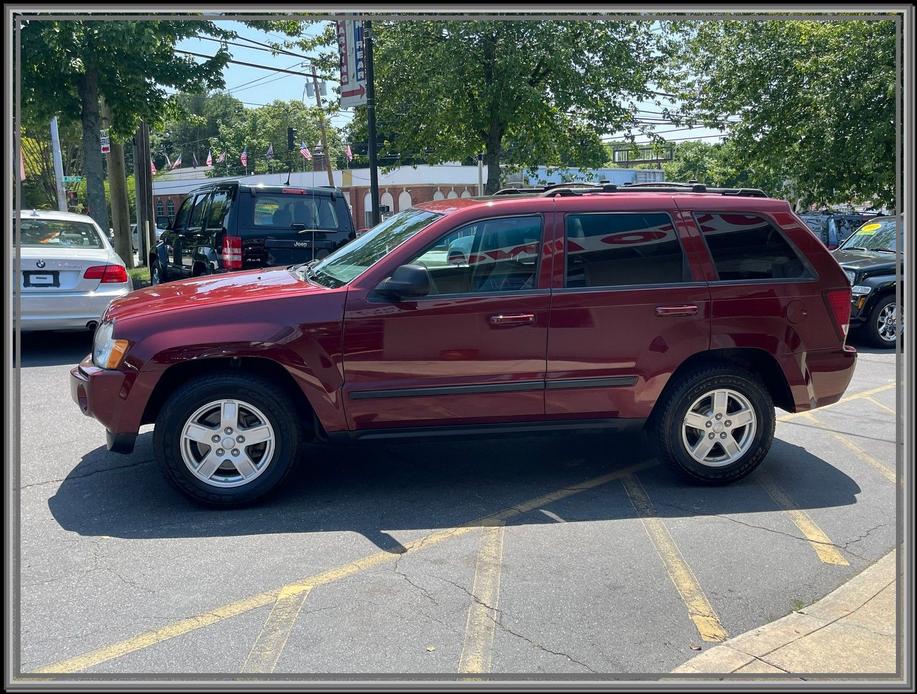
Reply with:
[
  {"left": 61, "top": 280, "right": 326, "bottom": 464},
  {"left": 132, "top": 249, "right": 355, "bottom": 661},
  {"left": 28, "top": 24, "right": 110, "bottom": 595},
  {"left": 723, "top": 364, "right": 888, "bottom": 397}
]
[
  {"left": 839, "top": 218, "right": 897, "bottom": 252},
  {"left": 18, "top": 218, "right": 105, "bottom": 248},
  {"left": 295, "top": 208, "right": 441, "bottom": 288}
]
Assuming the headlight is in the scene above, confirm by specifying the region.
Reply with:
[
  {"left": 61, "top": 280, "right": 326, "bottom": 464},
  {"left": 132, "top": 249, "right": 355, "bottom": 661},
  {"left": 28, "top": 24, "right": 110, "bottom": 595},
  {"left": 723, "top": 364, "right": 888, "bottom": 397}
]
[
  {"left": 92, "top": 320, "right": 130, "bottom": 369},
  {"left": 843, "top": 270, "right": 856, "bottom": 285},
  {"left": 851, "top": 285, "right": 873, "bottom": 296}
]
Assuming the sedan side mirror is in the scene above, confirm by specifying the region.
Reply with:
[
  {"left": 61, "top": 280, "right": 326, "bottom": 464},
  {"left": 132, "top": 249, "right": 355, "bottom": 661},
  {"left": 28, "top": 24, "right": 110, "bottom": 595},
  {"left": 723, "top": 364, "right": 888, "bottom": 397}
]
[{"left": 376, "top": 264, "right": 431, "bottom": 299}]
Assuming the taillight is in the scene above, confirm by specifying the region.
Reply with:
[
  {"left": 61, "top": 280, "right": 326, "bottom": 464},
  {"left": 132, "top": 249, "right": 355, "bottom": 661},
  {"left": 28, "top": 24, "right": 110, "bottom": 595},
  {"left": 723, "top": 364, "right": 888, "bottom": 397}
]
[
  {"left": 825, "top": 288, "right": 852, "bottom": 341},
  {"left": 83, "top": 264, "right": 128, "bottom": 283},
  {"left": 221, "top": 235, "right": 243, "bottom": 270}
]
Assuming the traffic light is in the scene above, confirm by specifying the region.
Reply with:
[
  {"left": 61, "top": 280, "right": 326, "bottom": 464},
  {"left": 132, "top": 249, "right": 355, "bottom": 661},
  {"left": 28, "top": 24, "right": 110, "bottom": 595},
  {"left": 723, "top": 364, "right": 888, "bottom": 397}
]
[{"left": 287, "top": 127, "right": 297, "bottom": 151}]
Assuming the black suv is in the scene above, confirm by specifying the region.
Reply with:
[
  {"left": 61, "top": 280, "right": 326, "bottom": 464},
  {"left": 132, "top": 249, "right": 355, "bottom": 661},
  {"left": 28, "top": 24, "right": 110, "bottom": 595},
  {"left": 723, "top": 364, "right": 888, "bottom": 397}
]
[
  {"left": 832, "top": 216, "right": 900, "bottom": 348},
  {"left": 151, "top": 181, "right": 355, "bottom": 284}
]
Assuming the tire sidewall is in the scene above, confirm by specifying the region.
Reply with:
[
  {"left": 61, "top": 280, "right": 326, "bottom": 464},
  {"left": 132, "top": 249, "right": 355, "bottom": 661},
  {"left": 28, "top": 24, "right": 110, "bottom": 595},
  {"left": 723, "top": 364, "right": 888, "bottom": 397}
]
[
  {"left": 662, "top": 370, "right": 775, "bottom": 483},
  {"left": 867, "top": 294, "right": 898, "bottom": 349},
  {"left": 150, "top": 262, "right": 162, "bottom": 285},
  {"left": 154, "top": 375, "right": 300, "bottom": 506}
]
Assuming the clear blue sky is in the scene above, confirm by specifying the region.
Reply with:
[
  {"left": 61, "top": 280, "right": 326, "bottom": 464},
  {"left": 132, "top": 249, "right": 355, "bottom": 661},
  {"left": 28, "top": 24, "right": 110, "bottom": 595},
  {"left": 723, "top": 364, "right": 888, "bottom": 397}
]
[{"left": 173, "top": 20, "right": 724, "bottom": 151}]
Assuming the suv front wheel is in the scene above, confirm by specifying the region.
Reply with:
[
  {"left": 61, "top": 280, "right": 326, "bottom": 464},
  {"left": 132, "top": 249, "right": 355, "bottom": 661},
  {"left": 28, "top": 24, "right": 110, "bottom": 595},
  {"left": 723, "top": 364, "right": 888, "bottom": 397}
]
[
  {"left": 153, "top": 373, "right": 302, "bottom": 506},
  {"left": 650, "top": 366, "right": 775, "bottom": 484}
]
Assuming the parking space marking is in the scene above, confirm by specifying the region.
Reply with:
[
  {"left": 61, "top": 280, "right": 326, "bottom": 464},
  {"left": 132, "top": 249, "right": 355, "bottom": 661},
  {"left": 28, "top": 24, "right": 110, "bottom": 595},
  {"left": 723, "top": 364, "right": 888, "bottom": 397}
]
[
  {"left": 240, "top": 585, "right": 314, "bottom": 673},
  {"left": 758, "top": 474, "right": 849, "bottom": 566},
  {"left": 458, "top": 522, "right": 506, "bottom": 674},
  {"left": 34, "top": 459, "right": 657, "bottom": 674},
  {"left": 827, "top": 428, "right": 897, "bottom": 485},
  {"left": 865, "top": 396, "right": 896, "bottom": 415},
  {"left": 621, "top": 473, "right": 727, "bottom": 643},
  {"left": 776, "top": 382, "right": 895, "bottom": 423}
]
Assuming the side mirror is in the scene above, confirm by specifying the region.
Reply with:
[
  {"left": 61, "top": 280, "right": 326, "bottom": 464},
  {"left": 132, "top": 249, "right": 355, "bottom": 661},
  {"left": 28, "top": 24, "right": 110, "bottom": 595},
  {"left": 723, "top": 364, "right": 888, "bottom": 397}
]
[{"left": 376, "top": 264, "right": 431, "bottom": 299}]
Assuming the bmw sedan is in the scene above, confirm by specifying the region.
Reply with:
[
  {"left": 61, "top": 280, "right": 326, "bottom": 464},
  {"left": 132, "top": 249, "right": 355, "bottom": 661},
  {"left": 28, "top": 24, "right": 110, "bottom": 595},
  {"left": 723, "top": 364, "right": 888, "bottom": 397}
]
[{"left": 17, "top": 210, "right": 132, "bottom": 332}]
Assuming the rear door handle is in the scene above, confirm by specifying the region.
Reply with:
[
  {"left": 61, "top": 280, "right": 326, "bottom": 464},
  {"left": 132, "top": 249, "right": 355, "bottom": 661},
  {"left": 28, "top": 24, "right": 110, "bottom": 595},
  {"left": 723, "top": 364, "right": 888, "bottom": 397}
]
[
  {"left": 655, "top": 304, "right": 698, "bottom": 317},
  {"left": 489, "top": 313, "right": 535, "bottom": 327}
]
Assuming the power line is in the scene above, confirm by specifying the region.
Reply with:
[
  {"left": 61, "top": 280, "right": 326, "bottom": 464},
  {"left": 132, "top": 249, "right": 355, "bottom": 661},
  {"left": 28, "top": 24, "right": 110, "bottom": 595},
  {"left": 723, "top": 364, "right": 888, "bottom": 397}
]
[
  {"left": 174, "top": 49, "right": 322, "bottom": 79},
  {"left": 225, "top": 59, "right": 305, "bottom": 91},
  {"left": 194, "top": 34, "right": 313, "bottom": 60}
]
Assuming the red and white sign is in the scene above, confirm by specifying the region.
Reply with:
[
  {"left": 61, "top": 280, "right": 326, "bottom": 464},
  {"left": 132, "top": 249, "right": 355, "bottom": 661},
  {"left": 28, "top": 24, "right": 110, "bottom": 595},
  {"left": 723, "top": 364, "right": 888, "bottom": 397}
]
[
  {"left": 336, "top": 20, "right": 367, "bottom": 108},
  {"left": 100, "top": 130, "right": 110, "bottom": 154}
]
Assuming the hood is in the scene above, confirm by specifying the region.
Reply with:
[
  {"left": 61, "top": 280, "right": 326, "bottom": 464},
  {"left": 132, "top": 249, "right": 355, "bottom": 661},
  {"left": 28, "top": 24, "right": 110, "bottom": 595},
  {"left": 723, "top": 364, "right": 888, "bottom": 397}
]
[
  {"left": 105, "top": 267, "right": 331, "bottom": 323},
  {"left": 831, "top": 248, "right": 898, "bottom": 274}
]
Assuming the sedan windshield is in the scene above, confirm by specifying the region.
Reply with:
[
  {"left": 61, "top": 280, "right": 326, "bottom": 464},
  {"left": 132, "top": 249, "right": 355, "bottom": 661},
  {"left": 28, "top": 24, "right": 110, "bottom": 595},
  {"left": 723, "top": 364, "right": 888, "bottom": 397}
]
[
  {"left": 19, "top": 218, "right": 106, "bottom": 248},
  {"left": 295, "top": 208, "right": 442, "bottom": 288},
  {"left": 839, "top": 218, "right": 898, "bottom": 253}
]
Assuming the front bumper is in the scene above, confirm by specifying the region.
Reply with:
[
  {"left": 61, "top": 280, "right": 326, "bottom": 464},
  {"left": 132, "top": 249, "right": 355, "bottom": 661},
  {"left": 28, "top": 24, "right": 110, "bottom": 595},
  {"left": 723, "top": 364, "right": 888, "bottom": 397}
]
[{"left": 70, "top": 355, "right": 137, "bottom": 453}]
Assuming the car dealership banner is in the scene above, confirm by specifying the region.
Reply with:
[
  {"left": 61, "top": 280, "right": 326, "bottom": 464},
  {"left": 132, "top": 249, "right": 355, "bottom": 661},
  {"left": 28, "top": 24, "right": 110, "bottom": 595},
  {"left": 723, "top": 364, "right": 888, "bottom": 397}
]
[{"left": 336, "top": 20, "right": 367, "bottom": 108}]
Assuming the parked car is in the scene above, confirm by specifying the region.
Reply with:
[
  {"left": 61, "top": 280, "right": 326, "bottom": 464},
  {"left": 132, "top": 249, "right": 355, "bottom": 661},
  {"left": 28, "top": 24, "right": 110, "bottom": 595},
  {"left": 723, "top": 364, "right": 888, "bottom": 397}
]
[
  {"left": 150, "top": 181, "right": 356, "bottom": 285},
  {"left": 799, "top": 212, "right": 876, "bottom": 250},
  {"left": 832, "top": 216, "right": 900, "bottom": 348},
  {"left": 17, "top": 210, "right": 132, "bottom": 332},
  {"left": 130, "top": 222, "right": 165, "bottom": 249},
  {"left": 71, "top": 184, "right": 856, "bottom": 506}
]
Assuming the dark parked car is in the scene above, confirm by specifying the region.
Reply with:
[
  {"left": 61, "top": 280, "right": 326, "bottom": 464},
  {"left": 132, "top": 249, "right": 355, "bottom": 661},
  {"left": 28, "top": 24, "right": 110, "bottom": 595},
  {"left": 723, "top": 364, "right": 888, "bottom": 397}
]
[
  {"left": 799, "top": 212, "right": 877, "bottom": 250},
  {"left": 832, "top": 216, "right": 900, "bottom": 348},
  {"left": 150, "top": 181, "right": 355, "bottom": 284},
  {"left": 72, "top": 183, "right": 856, "bottom": 506}
]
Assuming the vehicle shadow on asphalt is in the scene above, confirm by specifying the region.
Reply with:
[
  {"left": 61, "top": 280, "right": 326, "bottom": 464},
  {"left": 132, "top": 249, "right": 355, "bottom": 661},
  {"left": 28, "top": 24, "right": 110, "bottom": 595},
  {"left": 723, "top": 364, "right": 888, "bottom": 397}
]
[
  {"left": 19, "top": 331, "right": 92, "bottom": 368},
  {"left": 47, "top": 428, "right": 862, "bottom": 552}
]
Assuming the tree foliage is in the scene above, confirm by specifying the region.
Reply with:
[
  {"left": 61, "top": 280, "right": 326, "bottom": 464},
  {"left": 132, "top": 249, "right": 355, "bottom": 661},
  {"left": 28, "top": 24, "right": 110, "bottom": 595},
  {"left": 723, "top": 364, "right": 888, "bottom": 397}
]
[
  {"left": 662, "top": 19, "right": 897, "bottom": 208},
  {"left": 345, "top": 20, "right": 661, "bottom": 192}
]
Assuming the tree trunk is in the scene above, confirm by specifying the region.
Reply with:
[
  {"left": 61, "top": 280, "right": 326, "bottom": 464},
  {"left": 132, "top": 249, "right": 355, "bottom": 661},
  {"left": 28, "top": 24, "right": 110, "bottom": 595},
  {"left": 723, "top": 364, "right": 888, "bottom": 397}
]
[
  {"left": 77, "top": 70, "right": 109, "bottom": 232},
  {"left": 484, "top": 131, "right": 503, "bottom": 194},
  {"left": 102, "top": 99, "right": 134, "bottom": 268}
]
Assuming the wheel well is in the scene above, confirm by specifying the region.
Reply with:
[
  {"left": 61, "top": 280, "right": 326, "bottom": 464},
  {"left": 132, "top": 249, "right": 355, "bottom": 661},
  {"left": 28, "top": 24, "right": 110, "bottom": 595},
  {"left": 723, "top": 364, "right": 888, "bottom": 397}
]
[
  {"left": 654, "top": 348, "right": 795, "bottom": 416},
  {"left": 141, "top": 357, "right": 317, "bottom": 436},
  {"left": 192, "top": 261, "right": 209, "bottom": 276}
]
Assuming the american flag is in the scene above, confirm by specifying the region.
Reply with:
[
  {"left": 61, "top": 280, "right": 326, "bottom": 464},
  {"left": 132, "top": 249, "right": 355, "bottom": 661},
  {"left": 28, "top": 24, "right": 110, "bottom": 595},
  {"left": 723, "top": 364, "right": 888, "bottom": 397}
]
[
  {"left": 216, "top": 151, "right": 226, "bottom": 163},
  {"left": 170, "top": 154, "right": 182, "bottom": 170},
  {"left": 265, "top": 143, "right": 274, "bottom": 160},
  {"left": 240, "top": 147, "right": 248, "bottom": 168},
  {"left": 299, "top": 142, "right": 312, "bottom": 161},
  {"left": 149, "top": 159, "right": 157, "bottom": 176},
  {"left": 206, "top": 149, "right": 212, "bottom": 167},
  {"left": 344, "top": 144, "right": 353, "bottom": 162}
]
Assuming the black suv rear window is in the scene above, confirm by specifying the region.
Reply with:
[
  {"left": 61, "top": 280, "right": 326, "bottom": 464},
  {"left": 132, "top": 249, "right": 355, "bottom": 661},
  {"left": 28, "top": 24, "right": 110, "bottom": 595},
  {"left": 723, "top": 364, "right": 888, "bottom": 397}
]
[
  {"left": 695, "top": 212, "right": 812, "bottom": 281},
  {"left": 252, "top": 194, "right": 339, "bottom": 229}
]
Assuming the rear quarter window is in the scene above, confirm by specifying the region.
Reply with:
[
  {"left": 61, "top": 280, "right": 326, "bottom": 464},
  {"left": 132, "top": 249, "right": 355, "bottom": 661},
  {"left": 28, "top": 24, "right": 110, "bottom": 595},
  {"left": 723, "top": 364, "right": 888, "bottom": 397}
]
[
  {"left": 251, "top": 194, "right": 341, "bottom": 230},
  {"left": 694, "top": 212, "right": 813, "bottom": 281}
]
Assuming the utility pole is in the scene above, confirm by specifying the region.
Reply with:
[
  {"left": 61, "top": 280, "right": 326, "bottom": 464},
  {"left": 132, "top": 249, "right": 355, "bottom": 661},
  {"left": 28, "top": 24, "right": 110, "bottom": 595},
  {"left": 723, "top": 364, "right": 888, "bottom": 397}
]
[
  {"left": 477, "top": 152, "right": 484, "bottom": 197},
  {"left": 49, "top": 117, "right": 67, "bottom": 211},
  {"left": 133, "top": 121, "right": 155, "bottom": 265},
  {"left": 309, "top": 69, "right": 336, "bottom": 188},
  {"left": 101, "top": 99, "right": 134, "bottom": 268},
  {"left": 365, "top": 20, "right": 380, "bottom": 226}
]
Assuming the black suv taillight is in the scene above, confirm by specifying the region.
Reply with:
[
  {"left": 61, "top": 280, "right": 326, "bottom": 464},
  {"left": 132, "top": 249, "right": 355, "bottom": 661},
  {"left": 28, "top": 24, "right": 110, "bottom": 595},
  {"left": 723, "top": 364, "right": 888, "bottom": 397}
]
[{"left": 221, "top": 235, "right": 243, "bottom": 270}]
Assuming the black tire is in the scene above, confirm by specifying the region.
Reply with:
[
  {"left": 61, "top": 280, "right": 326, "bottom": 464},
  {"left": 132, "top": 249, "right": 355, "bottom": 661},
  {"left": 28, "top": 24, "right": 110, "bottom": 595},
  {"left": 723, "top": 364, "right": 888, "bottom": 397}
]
[
  {"left": 153, "top": 372, "right": 302, "bottom": 507},
  {"left": 864, "top": 294, "right": 898, "bottom": 349},
  {"left": 649, "top": 365, "right": 775, "bottom": 484}
]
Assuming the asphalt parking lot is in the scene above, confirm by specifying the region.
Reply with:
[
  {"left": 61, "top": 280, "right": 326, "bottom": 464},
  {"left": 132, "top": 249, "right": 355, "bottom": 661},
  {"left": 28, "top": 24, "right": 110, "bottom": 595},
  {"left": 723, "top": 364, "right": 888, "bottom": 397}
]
[{"left": 15, "top": 330, "right": 898, "bottom": 678}]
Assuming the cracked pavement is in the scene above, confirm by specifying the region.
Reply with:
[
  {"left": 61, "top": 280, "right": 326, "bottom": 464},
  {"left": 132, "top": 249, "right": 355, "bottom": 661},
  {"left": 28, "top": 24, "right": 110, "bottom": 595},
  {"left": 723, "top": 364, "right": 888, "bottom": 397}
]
[{"left": 15, "top": 331, "right": 898, "bottom": 676}]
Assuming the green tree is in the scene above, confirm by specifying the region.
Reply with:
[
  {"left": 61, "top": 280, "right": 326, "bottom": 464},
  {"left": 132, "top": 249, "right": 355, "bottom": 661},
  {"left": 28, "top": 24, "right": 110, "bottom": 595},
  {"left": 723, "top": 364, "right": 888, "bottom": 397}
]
[
  {"left": 345, "top": 20, "right": 660, "bottom": 192},
  {"left": 152, "top": 92, "right": 247, "bottom": 170},
  {"left": 20, "top": 20, "right": 231, "bottom": 231},
  {"left": 20, "top": 118, "right": 83, "bottom": 210},
  {"left": 662, "top": 19, "right": 896, "bottom": 208}
]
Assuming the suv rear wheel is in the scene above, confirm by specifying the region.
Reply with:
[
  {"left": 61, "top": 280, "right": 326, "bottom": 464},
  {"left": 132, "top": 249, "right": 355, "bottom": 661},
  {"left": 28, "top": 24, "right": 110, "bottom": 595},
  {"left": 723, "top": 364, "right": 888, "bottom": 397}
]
[
  {"left": 153, "top": 373, "right": 301, "bottom": 506},
  {"left": 650, "top": 366, "right": 775, "bottom": 484}
]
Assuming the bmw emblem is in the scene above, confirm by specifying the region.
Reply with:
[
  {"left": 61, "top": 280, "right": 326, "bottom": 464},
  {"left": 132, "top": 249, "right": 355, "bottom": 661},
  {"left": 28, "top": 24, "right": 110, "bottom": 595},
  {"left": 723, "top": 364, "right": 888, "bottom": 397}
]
[{"left": 36, "top": 259, "right": 46, "bottom": 269}]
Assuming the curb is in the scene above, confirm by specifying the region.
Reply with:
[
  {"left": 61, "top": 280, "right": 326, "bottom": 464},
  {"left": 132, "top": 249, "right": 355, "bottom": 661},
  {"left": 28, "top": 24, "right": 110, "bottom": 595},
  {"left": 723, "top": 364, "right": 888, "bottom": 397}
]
[{"left": 672, "top": 549, "right": 897, "bottom": 676}]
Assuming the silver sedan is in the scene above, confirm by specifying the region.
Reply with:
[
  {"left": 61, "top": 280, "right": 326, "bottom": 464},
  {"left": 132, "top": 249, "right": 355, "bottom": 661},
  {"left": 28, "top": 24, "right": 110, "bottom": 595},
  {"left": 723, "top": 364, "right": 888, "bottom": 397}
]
[{"left": 16, "top": 210, "right": 132, "bottom": 332}]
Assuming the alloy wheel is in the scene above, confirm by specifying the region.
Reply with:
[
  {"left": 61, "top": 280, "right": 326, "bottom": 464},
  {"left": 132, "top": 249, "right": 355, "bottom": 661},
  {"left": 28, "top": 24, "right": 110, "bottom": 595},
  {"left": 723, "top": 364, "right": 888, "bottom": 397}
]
[{"left": 681, "top": 388, "right": 757, "bottom": 467}]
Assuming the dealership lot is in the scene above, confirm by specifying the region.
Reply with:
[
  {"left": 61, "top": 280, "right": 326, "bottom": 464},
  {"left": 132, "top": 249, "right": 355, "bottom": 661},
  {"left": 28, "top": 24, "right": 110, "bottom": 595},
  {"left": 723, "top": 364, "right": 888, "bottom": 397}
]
[{"left": 17, "top": 331, "right": 897, "bottom": 677}]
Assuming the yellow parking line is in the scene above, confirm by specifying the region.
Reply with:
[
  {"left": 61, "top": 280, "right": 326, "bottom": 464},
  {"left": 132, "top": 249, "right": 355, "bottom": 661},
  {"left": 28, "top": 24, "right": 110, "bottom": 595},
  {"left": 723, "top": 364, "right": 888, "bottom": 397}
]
[
  {"left": 34, "top": 458, "right": 657, "bottom": 674},
  {"left": 865, "top": 396, "right": 896, "bottom": 416},
  {"left": 240, "top": 584, "right": 314, "bottom": 673},
  {"left": 830, "top": 429, "right": 897, "bottom": 485},
  {"left": 458, "top": 522, "right": 506, "bottom": 674},
  {"left": 621, "top": 473, "right": 727, "bottom": 643},
  {"left": 758, "top": 474, "right": 848, "bottom": 566},
  {"left": 777, "top": 382, "right": 895, "bottom": 423}
]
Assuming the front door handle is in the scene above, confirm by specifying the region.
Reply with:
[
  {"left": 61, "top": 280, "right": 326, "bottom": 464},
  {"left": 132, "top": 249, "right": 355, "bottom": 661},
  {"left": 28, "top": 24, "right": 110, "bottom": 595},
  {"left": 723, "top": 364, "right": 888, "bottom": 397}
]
[
  {"left": 489, "top": 313, "right": 535, "bottom": 327},
  {"left": 655, "top": 304, "right": 698, "bottom": 317}
]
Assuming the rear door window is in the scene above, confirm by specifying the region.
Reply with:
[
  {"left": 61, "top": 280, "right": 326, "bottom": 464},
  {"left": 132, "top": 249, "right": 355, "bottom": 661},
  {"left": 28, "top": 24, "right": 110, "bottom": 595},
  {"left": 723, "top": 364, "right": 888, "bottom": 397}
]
[
  {"left": 564, "top": 213, "right": 686, "bottom": 288},
  {"left": 251, "top": 194, "right": 340, "bottom": 229},
  {"left": 187, "top": 193, "right": 211, "bottom": 234},
  {"left": 205, "top": 190, "right": 231, "bottom": 232},
  {"left": 694, "top": 212, "right": 812, "bottom": 281},
  {"left": 171, "top": 196, "right": 194, "bottom": 233}
]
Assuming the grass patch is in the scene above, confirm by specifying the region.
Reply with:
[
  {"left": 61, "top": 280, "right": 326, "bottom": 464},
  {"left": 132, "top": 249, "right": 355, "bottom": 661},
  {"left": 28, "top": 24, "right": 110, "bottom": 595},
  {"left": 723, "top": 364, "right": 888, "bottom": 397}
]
[{"left": 127, "top": 265, "right": 151, "bottom": 288}]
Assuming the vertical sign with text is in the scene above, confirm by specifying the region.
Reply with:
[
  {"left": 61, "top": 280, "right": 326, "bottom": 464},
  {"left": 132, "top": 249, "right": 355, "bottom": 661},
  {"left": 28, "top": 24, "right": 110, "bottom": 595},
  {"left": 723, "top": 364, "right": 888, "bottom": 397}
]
[{"left": 337, "top": 19, "right": 367, "bottom": 108}]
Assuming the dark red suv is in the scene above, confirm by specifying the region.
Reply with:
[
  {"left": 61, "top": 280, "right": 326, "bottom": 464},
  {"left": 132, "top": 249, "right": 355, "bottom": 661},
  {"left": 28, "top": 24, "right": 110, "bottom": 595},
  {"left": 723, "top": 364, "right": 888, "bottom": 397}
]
[{"left": 70, "top": 183, "right": 857, "bottom": 505}]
